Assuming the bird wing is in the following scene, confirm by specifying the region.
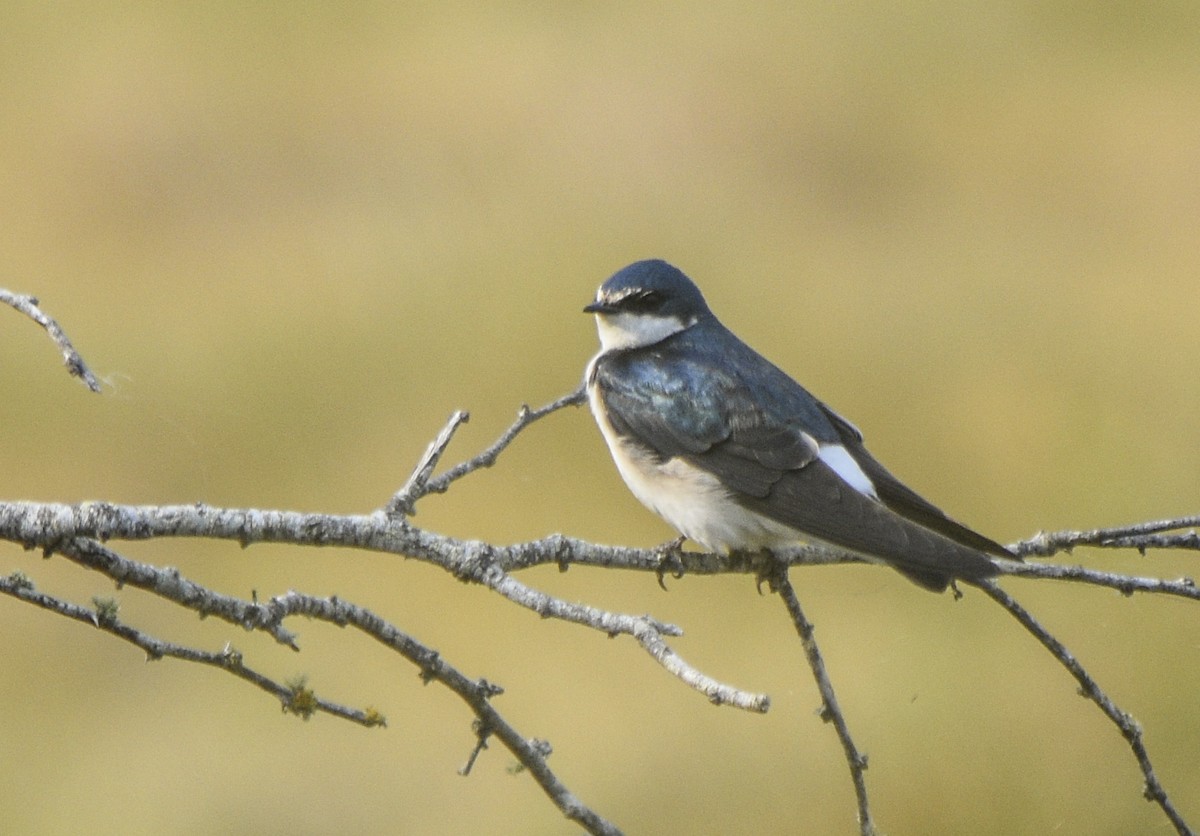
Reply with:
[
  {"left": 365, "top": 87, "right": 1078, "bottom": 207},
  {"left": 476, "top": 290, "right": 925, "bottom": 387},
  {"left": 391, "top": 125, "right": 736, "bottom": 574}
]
[
  {"left": 817, "top": 404, "right": 1015, "bottom": 560},
  {"left": 593, "top": 339, "right": 1010, "bottom": 590}
]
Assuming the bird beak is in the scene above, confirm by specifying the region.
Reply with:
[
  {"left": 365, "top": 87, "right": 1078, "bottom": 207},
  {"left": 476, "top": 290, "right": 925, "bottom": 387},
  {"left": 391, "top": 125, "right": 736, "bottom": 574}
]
[{"left": 583, "top": 300, "right": 616, "bottom": 314}]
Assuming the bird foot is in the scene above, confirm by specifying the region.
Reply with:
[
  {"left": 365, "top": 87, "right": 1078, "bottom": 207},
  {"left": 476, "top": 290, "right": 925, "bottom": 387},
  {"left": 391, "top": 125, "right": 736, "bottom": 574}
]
[
  {"left": 754, "top": 552, "right": 788, "bottom": 595},
  {"left": 653, "top": 536, "right": 688, "bottom": 590}
]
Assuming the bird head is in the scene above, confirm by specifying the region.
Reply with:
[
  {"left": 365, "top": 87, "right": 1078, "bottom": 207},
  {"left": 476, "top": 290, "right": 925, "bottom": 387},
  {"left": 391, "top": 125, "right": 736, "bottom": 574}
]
[{"left": 584, "top": 259, "right": 711, "bottom": 351}]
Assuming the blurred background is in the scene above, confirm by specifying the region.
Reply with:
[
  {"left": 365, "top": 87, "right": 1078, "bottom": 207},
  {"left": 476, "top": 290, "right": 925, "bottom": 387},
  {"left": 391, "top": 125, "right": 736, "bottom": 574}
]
[{"left": 2, "top": 3, "right": 1198, "bottom": 834}]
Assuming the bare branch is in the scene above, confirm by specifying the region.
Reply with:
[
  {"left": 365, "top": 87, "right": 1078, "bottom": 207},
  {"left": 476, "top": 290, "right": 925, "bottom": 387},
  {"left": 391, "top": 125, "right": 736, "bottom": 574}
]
[
  {"left": 425, "top": 536, "right": 768, "bottom": 711},
  {"left": 631, "top": 616, "right": 769, "bottom": 711},
  {"left": 4, "top": 382, "right": 1199, "bottom": 833},
  {"left": 387, "top": 409, "right": 471, "bottom": 516},
  {"left": 0, "top": 288, "right": 101, "bottom": 392},
  {"left": 770, "top": 565, "right": 876, "bottom": 836},
  {"left": 1, "top": 561, "right": 622, "bottom": 834},
  {"left": 996, "top": 560, "right": 1198, "bottom": 600},
  {"left": 263, "top": 590, "right": 622, "bottom": 836},
  {"left": 1017, "top": 517, "right": 1200, "bottom": 558},
  {"left": 976, "top": 579, "right": 1194, "bottom": 836},
  {"left": 407, "top": 386, "right": 587, "bottom": 505},
  {"left": 52, "top": 535, "right": 300, "bottom": 648},
  {"left": 0, "top": 571, "right": 376, "bottom": 726},
  {"left": 509, "top": 534, "right": 1200, "bottom": 606},
  {"left": 0, "top": 503, "right": 768, "bottom": 714}
]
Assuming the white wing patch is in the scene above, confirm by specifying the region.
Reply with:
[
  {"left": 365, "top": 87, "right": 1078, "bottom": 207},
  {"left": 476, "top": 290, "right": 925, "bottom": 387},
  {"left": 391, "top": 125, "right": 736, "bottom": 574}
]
[{"left": 816, "top": 443, "right": 878, "bottom": 498}]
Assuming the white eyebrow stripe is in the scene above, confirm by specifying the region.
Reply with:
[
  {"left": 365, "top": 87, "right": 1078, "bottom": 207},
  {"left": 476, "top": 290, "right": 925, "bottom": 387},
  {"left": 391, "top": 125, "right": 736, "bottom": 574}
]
[{"left": 817, "top": 443, "right": 878, "bottom": 498}]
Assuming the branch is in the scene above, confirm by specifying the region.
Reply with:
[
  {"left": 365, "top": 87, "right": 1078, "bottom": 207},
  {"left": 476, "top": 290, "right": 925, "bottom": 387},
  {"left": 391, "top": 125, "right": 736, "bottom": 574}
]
[
  {"left": 0, "top": 501, "right": 769, "bottom": 714},
  {"left": 977, "top": 579, "right": 1194, "bottom": 836},
  {"left": 995, "top": 559, "right": 1198, "bottom": 599},
  {"left": 4, "top": 378, "right": 1199, "bottom": 833},
  {"left": 770, "top": 565, "right": 875, "bottom": 836},
  {"left": 387, "top": 409, "right": 470, "bottom": 516},
  {"left": 0, "top": 288, "right": 101, "bottom": 392},
  {"left": 422, "top": 386, "right": 587, "bottom": 496},
  {"left": 1, "top": 551, "right": 622, "bottom": 834},
  {"left": 263, "top": 590, "right": 621, "bottom": 836},
  {"left": 387, "top": 387, "right": 588, "bottom": 516},
  {"left": 1017, "top": 517, "right": 1200, "bottom": 558},
  {"left": 0, "top": 571, "right": 377, "bottom": 725},
  {"left": 52, "top": 535, "right": 300, "bottom": 648}
]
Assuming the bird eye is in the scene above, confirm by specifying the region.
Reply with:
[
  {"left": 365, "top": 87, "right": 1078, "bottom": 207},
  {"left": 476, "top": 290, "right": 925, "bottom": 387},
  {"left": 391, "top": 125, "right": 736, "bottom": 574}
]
[{"left": 632, "top": 290, "right": 665, "bottom": 310}]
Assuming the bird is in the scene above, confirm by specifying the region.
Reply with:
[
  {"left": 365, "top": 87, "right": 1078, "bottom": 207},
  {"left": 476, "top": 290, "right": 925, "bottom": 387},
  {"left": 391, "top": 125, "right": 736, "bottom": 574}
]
[{"left": 583, "top": 258, "right": 1018, "bottom": 592}]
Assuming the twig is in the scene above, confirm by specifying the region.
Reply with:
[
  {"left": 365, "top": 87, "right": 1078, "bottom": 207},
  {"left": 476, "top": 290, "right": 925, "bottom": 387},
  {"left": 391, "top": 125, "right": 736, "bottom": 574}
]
[
  {"left": 995, "top": 560, "right": 1198, "bottom": 600},
  {"left": 417, "top": 536, "right": 768, "bottom": 711},
  {"left": 51, "top": 536, "right": 301, "bottom": 648},
  {"left": 770, "top": 565, "right": 876, "bottom": 836},
  {"left": 262, "top": 590, "right": 622, "bottom": 836},
  {"left": 1017, "top": 517, "right": 1200, "bottom": 558},
  {"left": 1, "top": 563, "right": 622, "bottom": 834},
  {"left": 631, "top": 616, "right": 769, "bottom": 711},
  {"left": 1100, "top": 532, "right": 1200, "bottom": 551},
  {"left": 976, "top": 579, "right": 1194, "bottom": 836},
  {"left": 0, "top": 572, "right": 376, "bottom": 725},
  {"left": 459, "top": 720, "right": 492, "bottom": 776},
  {"left": 415, "top": 387, "right": 586, "bottom": 500},
  {"left": 387, "top": 409, "right": 471, "bottom": 517},
  {"left": 0, "top": 289, "right": 100, "bottom": 392}
]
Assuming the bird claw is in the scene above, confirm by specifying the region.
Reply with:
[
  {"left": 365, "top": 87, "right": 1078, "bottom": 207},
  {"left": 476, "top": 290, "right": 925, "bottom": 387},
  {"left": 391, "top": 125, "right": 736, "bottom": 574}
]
[
  {"left": 754, "top": 552, "right": 788, "bottom": 595},
  {"left": 654, "top": 536, "right": 688, "bottom": 590}
]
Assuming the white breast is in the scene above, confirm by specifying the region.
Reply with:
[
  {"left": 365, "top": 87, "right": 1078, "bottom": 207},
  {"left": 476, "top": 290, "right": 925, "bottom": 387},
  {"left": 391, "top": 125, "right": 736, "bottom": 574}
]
[{"left": 586, "top": 372, "right": 801, "bottom": 554}]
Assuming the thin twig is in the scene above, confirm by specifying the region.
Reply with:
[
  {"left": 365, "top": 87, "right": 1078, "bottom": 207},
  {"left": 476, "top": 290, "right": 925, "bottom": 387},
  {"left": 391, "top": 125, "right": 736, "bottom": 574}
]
[
  {"left": 995, "top": 560, "right": 1198, "bottom": 600},
  {"left": 1017, "top": 517, "right": 1200, "bottom": 558},
  {"left": 416, "top": 387, "right": 586, "bottom": 499},
  {"left": 387, "top": 409, "right": 471, "bottom": 517},
  {"left": 51, "top": 536, "right": 301, "bottom": 648},
  {"left": 263, "top": 590, "right": 622, "bottom": 836},
  {"left": 423, "top": 536, "right": 768, "bottom": 711},
  {"left": 1100, "top": 532, "right": 1200, "bottom": 551},
  {"left": 770, "top": 565, "right": 875, "bottom": 836},
  {"left": 459, "top": 720, "right": 491, "bottom": 776},
  {"left": 0, "top": 572, "right": 377, "bottom": 725},
  {"left": 976, "top": 579, "right": 1194, "bottom": 836},
  {"left": 0, "top": 289, "right": 101, "bottom": 392},
  {"left": 631, "top": 617, "right": 769, "bottom": 711},
  {"left": 1, "top": 564, "right": 622, "bottom": 834}
]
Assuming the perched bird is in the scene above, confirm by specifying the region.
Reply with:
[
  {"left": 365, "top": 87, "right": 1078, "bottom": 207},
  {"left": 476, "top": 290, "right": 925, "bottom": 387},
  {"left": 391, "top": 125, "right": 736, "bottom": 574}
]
[{"left": 583, "top": 259, "right": 1017, "bottom": 591}]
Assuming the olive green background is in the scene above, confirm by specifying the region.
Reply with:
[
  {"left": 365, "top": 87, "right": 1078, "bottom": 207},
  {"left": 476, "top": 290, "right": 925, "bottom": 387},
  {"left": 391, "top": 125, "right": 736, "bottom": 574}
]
[{"left": 2, "top": 4, "right": 1198, "bottom": 834}]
